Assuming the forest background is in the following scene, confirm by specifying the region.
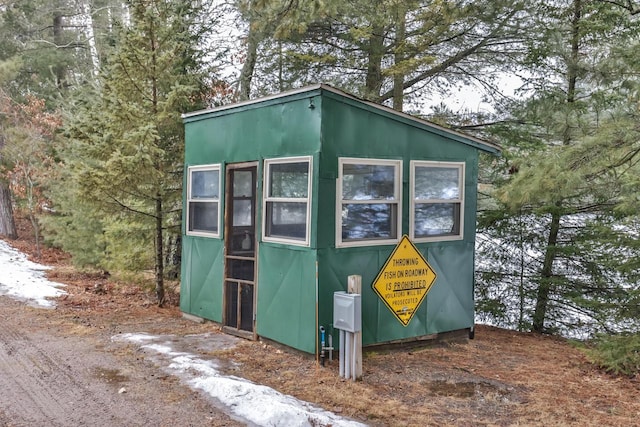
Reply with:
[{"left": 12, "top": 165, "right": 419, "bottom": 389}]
[{"left": 0, "top": 0, "right": 639, "bottom": 374}]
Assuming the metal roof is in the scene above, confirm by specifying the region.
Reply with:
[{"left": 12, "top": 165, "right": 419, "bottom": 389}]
[{"left": 182, "top": 83, "right": 502, "bottom": 155}]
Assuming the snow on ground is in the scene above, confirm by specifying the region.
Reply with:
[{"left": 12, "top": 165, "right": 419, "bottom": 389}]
[
  {"left": 0, "top": 239, "right": 366, "bottom": 427},
  {"left": 114, "top": 332, "right": 367, "bottom": 427},
  {"left": 0, "top": 240, "right": 66, "bottom": 307}
]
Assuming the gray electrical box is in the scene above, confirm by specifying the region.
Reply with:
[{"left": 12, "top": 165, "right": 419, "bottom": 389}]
[{"left": 333, "top": 291, "right": 362, "bottom": 332}]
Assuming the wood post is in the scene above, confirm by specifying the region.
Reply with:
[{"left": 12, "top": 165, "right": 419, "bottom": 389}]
[{"left": 347, "top": 275, "right": 363, "bottom": 380}]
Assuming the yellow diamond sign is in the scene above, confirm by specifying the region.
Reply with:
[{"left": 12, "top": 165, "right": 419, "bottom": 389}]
[{"left": 372, "top": 235, "right": 437, "bottom": 326}]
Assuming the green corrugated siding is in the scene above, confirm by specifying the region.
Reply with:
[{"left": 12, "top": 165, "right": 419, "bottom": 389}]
[
  {"left": 316, "top": 242, "right": 474, "bottom": 346},
  {"left": 256, "top": 245, "right": 318, "bottom": 353},
  {"left": 425, "top": 244, "right": 475, "bottom": 332},
  {"left": 179, "top": 237, "right": 224, "bottom": 321},
  {"left": 184, "top": 96, "right": 322, "bottom": 164}
]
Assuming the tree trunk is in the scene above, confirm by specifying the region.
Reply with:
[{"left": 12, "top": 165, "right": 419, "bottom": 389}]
[
  {"left": 53, "top": 12, "right": 66, "bottom": 89},
  {"left": 83, "top": 2, "right": 100, "bottom": 77},
  {"left": 238, "top": 16, "right": 259, "bottom": 101},
  {"left": 0, "top": 183, "right": 17, "bottom": 239},
  {"left": 364, "top": 24, "right": 385, "bottom": 101},
  {"left": 567, "top": 0, "right": 581, "bottom": 108},
  {"left": 29, "top": 212, "right": 41, "bottom": 258},
  {"left": 518, "top": 212, "right": 526, "bottom": 331},
  {"left": 155, "top": 196, "right": 165, "bottom": 306},
  {"left": 532, "top": 209, "right": 561, "bottom": 332},
  {"left": 531, "top": 0, "right": 581, "bottom": 333},
  {"left": 164, "top": 233, "right": 181, "bottom": 280},
  {"left": 392, "top": 4, "right": 406, "bottom": 112}
]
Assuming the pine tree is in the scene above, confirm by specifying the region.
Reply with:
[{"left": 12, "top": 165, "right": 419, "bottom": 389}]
[
  {"left": 54, "top": 0, "right": 209, "bottom": 305},
  {"left": 476, "top": 0, "right": 640, "bottom": 336}
]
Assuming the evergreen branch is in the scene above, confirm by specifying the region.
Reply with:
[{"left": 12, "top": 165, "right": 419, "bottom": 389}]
[
  {"left": 116, "top": 59, "right": 153, "bottom": 104},
  {"left": 275, "top": 0, "right": 300, "bottom": 20},
  {"left": 31, "top": 39, "right": 87, "bottom": 50},
  {"left": 580, "top": 145, "right": 640, "bottom": 184},
  {"left": 610, "top": 145, "right": 640, "bottom": 170},
  {"left": 456, "top": 120, "right": 527, "bottom": 130},
  {"left": 164, "top": 223, "right": 182, "bottom": 231},
  {"left": 166, "top": 207, "right": 183, "bottom": 215},
  {"left": 377, "top": 43, "right": 486, "bottom": 102},
  {"left": 102, "top": 191, "right": 158, "bottom": 220},
  {"left": 572, "top": 202, "right": 619, "bottom": 214},
  {"left": 301, "top": 34, "right": 367, "bottom": 54},
  {"left": 598, "top": 0, "right": 640, "bottom": 14}
]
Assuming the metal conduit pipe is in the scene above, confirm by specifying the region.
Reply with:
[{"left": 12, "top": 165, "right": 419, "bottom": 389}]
[
  {"left": 344, "top": 330, "right": 351, "bottom": 380},
  {"left": 319, "top": 326, "right": 326, "bottom": 366},
  {"left": 339, "top": 329, "right": 345, "bottom": 377}
]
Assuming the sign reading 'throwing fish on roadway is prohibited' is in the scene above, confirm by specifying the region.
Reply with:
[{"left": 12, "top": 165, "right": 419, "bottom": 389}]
[{"left": 372, "top": 235, "right": 437, "bottom": 326}]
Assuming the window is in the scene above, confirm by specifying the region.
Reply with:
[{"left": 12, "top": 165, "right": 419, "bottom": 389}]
[
  {"left": 337, "top": 158, "right": 402, "bottom": 247},
  {"left": 410, "top": 161, "right": 464, "bottom": 241},
  {"left": 186, "top": 165, "right": 221, "bottom": 237},
  {"left": 263, "top": 156, "right": 312, "bottom": 245}
]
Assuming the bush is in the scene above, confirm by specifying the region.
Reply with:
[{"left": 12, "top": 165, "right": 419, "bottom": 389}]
[{"left": 586, "top": 333, "right": 640, "bottom": 377}]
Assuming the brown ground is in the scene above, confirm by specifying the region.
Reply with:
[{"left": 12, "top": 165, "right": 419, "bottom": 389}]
[{"left": 3, "top": 218, "right": 640, "bottom": 426}]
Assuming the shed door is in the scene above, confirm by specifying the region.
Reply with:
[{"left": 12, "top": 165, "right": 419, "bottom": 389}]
[{"left": 223, "top": 162, "right": 257, "bottom": 339}]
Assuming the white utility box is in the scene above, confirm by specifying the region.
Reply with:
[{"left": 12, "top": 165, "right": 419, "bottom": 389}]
[{"left": 333, "top": 291, "right": 362, "bottom": 333}]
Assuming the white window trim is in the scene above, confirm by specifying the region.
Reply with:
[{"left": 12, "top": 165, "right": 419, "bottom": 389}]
[
  {"left": 186, "top": 164, "right": 221, "bottom": 238},
  {"left": 410, "top": 160, "right": 465, "bottom": 242},
  {"left": 262, "top": 156, "right": 313, "bottom": 247},
  {"left": 336, "top": 157, "right": 402, "bottom": 248}
]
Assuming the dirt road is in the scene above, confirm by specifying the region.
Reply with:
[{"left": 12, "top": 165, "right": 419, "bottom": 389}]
[{"left": 0, "top": 296, "right": 242, "bottom": 427}]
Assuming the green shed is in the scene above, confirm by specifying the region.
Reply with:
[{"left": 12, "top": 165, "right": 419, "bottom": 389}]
[{"left": 180, "top": 84, "right": 500, "bottom": 355}]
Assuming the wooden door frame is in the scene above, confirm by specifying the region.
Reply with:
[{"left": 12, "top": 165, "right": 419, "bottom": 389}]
[{"left": 222, "top": 161, "right": 258, "bottom": 340}]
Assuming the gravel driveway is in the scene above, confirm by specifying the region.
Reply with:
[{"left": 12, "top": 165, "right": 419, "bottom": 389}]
[{"left": 0, "top": 296, "right": 243, "bottom": 427}]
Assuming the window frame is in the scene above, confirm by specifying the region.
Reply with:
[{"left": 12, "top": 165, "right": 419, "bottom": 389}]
[
  {"left": 186, "top": 164, "right": 222, "bottom": 238},
  {"left": 336, "top": 157, "right": 402, "bottom": 248},
  {"left": 262, "top": 155, "right": 313, "bottom": 247},
  {"left": 410, "top": 160, "right": 465, "bottom": 242}
]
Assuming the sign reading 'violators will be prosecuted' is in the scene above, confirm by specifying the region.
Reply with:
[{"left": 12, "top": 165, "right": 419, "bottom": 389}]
[{"left": 372, "top": 235, "right": 437, "bottom": 326}]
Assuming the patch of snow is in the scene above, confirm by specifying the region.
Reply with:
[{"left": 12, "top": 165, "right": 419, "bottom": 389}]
[
  {"left": 115, "top": 334, "right": 368, "bottom": 427},
  {"left": 0, "top": 240, "right": 66, "bottom": 307},
  {"left": 117, "top": 332, "right": 158, "bottom": 344}
]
